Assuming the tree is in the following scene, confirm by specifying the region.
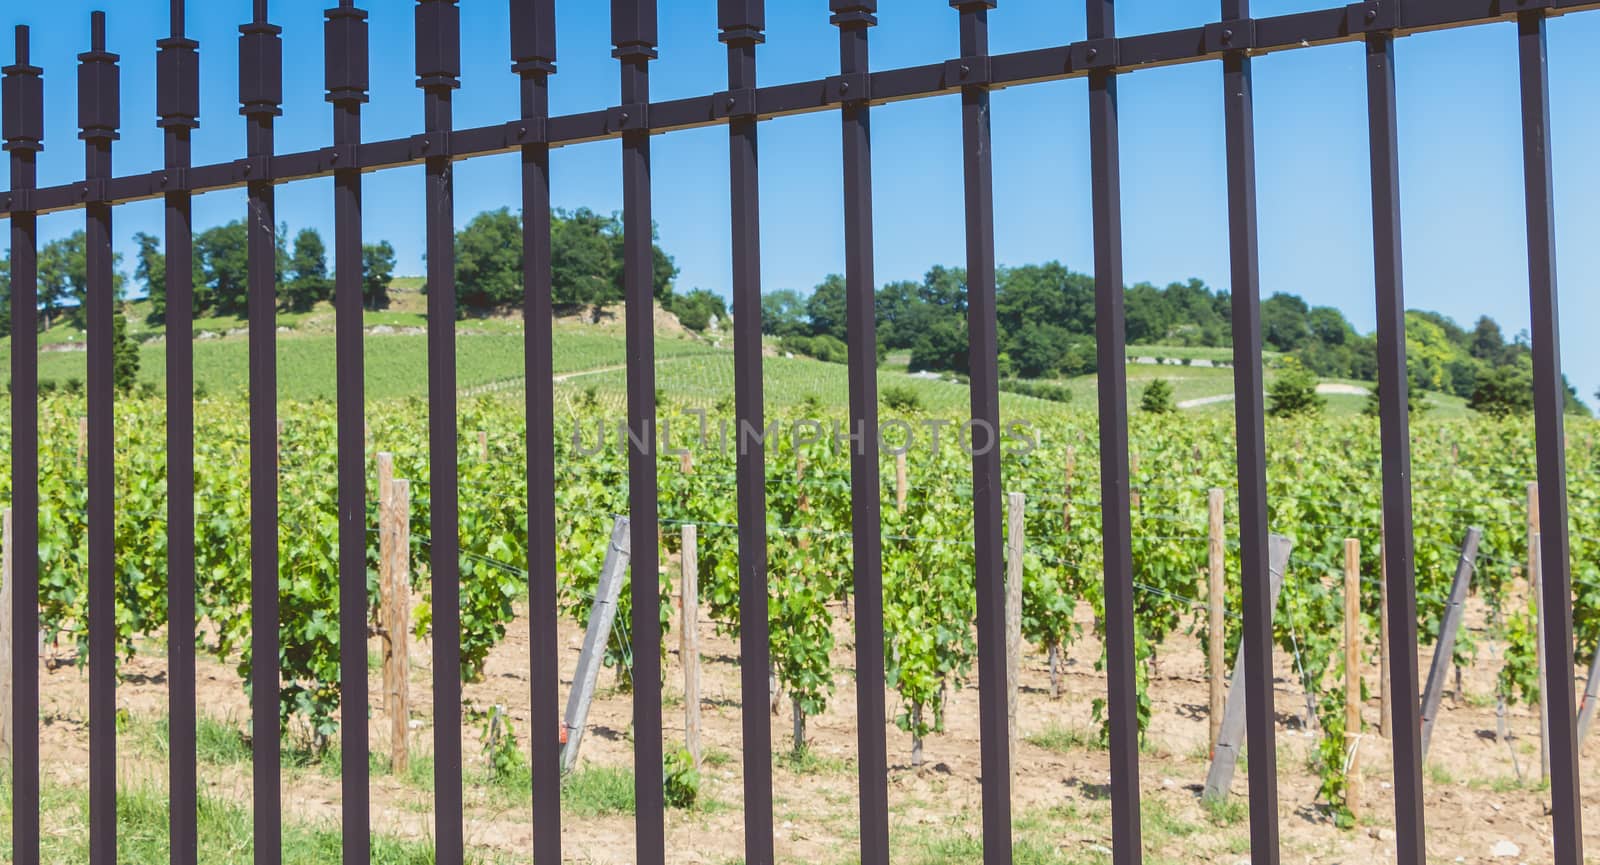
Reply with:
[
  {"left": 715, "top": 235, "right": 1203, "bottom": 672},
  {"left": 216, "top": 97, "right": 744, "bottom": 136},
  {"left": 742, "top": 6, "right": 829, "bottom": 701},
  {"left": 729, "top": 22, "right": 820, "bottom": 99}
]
[
  {"left": 361, "top": 241, "right": 397, "bottom": 310},
  {"left": 805, "top": 274, "right": 849, "bottom": 342},
  {"left": 874, "top": 279, "right": 920, "bottom": 351},
  {"left": 908, "top": 317, "right": 968, "bottom": 374},
  {"left": 1267, "top": 357, "right": 1324, "bottom": 417},
  {"left": 1470, "top": 315, "right": 1506, "bottom": 362},
  {"left": 196, "top": 221, "right": 250, "bottom": 316},
  {"left": 283, "top": 228, "right": 332, "bottom": 312},
  {"left": 133, "top": 232, "right": 166, "bottom": 322},
  {"left": 551, "top": 207, "right": 619, "bottom": 307},
  {"left": 113, "top": 308, "right": 140, "bottom": 393},
  {"left": 1008, "top": 321, "right": 1070, "bottom": 379},
  {"left": 1468, "top": 362, "right": 1534, "bottom": 417},
  {"left": 665, "top": 288, "right": 726, "bottom": 332},
  {"left": 1140, "top": 378, "right": 1176, "bottom": 414},
  {"left": 1123, "top": 282, "right": 1173, "bottom": 343},
  {"left": 1363, "top": 370, "right": 1430, "bottom": 417},
  {"left": 1307, "top": 306, "right": 1352, "bottom": 346},
  {"left": 451, "top": 207, "right": 678, "bottom": 312},
  {"left": 454, "top": 208, "right": 522, "bottom": 309},
  {"left": 1260, "top": 292, "right": 1311, "bottom": 353},
  {"left": 760, "top": 289, "right": 808, "bottom": 337}
]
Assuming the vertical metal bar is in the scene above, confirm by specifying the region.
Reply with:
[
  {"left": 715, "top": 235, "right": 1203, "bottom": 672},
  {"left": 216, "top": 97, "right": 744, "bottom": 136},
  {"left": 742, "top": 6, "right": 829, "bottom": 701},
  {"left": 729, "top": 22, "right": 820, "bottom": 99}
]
[
  {"left": 4, "top": 25, "right": 43, "bottom": 865},
  {"left": 1516, "top": 10, "right": 1584, "bottom": 864},
  {"left": 723, "top": 3, "right": 777, "bottom": 857},
  {"left": 1084, "top": 2, "right": 1142, "bottom": 863},
  {"left": 718, "top": 2, "right": 775, "bottom": 862},
  {"left": 78, "top": 13, "right": 120, "bottom": 865},
  {"left": 326, "top": 2, "right": 370, "bottom": 862},
  {"left": 827, "top": 3, "right": 889, "bottom": 863},
  {"left": 611, "top": 3, "right": 665, "bottom": 860},
  {"left": 239, "top": 4, "right": 283, "bottom": 861},
  {"left": 1218, "top": 2, "right": 1279, "bottom": 862},
  {"left": 157, "top": 3, "right": 200, "bottom": 861},
  {"left": 1362, "top": 28, "right": 1427, "bottom": 865},
  {"left": 511, "top": 1, "right": 559, "bottom": 862},
  {"left": 950, "top": 2, "right": 1011, "bottom": 861},
  {"left": 414, "top": 2, "right": 463, "bottom": 862}
]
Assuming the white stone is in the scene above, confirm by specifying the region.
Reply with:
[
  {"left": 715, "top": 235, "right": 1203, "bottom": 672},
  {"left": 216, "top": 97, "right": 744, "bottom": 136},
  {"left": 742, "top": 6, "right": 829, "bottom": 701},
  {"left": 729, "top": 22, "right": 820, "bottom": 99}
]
[{"left": 1489, "top": 840, "right": 1520, "bottom": 858}]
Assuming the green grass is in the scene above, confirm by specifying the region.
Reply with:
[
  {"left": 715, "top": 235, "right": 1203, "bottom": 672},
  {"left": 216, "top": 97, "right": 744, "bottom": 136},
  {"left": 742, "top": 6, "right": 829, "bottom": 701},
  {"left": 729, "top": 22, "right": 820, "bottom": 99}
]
[
  {"left": 1025, "top": 724, "right": 1104, "bottom": 754},
  {"left": 775, "top": 745, "right": 854, "bottom": 775},
  {"left": 559, "top": 766, "right": 636, "bottom": 817},
  {"left": 1200, "top": 793, "right": 1247, "bottom": 827},
  {"left": 195, "top": 715, "right": 253, "bottom": 765},
  {"left": 828, "top": 796, "right": 1232, "bottom": 865},
  {"left": 0, "top": 774, "right": 481, "bottom": 865},
  {"left": 3, "top": 322, "right": 719, "bottom": 402},
  {"left": 1127, "top": 344, "right": 1257, "bottom": 363}
]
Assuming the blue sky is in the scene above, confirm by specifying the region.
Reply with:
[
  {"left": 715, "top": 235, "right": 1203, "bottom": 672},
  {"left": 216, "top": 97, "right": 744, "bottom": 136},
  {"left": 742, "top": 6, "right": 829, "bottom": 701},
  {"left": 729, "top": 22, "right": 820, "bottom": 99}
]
[{"left": 5, "top": 1, "right": 1599, "bottom": 401}]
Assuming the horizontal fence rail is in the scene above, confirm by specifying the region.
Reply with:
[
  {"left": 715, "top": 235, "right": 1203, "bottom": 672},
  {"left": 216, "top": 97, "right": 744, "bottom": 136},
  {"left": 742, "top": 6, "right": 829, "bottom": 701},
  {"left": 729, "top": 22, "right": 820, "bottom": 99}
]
[
  {"left": 1, "top": 2, "right": 1589, "bottom": 865},
  {"left": 4, "top": 1, "right": 1600, "bottom": 219}
]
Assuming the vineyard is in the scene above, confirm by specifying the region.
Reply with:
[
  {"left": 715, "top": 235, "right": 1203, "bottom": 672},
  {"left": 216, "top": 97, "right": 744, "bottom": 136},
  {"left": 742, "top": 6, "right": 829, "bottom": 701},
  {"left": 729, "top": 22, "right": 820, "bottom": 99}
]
[{"left": 1, "top": 384, "right": 1598, "bottom": 862}]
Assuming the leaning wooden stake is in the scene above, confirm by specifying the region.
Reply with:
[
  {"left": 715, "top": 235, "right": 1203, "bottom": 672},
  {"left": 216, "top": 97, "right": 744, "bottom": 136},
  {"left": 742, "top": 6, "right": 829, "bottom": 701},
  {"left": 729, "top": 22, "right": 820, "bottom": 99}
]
[
  {"left": 1203, "top": 534, "right": 1293, "bottom": 802},
  {"left": 680, "top": 524, "right": 702, "bottom": 768},
  {"left": 1576, "top": 648, "right": 1600, "bottom": 743},
  {"left": 377, "top": 453, "right": 412, "bottom": 773},
  {"left": 1343, "top": 538, "right": 1362, "bottom": 822},
  {"left": 1420, "top": 527, "right": 1481, "bottom": 757},
  {"left": 562, "top": 517, "right": 632, "bottom": 773},
  {"left": 1005, "top": 492, "right": 1025, "bottom": 799},
  {"left": 1207, "top": 488, "right": 1226, "bottom": 753},
  {"left": 1, "top": 507, "right": 13, "bottom": 762}
]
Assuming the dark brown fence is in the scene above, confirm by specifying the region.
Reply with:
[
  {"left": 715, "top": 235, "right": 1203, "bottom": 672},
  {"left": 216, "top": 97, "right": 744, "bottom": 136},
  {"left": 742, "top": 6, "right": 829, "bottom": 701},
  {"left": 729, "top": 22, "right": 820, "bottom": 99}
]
[{"left": 1, "top": 1, "right": 1590, "bottom": 865}]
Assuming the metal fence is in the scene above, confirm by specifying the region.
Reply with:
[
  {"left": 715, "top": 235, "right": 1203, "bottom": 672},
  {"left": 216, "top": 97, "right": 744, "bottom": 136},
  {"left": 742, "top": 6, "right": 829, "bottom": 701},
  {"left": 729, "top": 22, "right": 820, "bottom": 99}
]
[{"left": 0, "top": 1, "right": 1589, "bottom": 865}]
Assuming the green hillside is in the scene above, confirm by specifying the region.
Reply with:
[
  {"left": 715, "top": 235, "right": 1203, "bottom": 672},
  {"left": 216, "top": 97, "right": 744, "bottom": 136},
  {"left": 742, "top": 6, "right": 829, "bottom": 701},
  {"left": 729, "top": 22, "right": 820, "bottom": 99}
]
[{"left": 0, "top": 283, "right": 1475, "bottom": 416}]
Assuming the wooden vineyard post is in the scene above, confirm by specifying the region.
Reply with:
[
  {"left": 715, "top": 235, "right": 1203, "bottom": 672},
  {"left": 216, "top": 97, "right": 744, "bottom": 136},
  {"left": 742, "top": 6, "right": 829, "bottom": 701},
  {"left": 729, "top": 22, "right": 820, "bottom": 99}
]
[
  {"left": 1528, "top": 483, "right": 1550, "bottom": 783},
  {"left": 377, "top": 453, "right": 412, "bottom": 773},
  {"left": 1005, "top": 492, "right": 1024, "bottom": 799},
  {"left": 477, "top": 430, "right": 489, "bottom": 462},
  {"left": 1208, "top": 488, "right": 1226, "bottom": 753},
  {"left": 680, "top": 524, "right": 702, "bottom": 768},
  {"left": 1421, "top": 527, "right": 1481, "bottom": 757},
  {"left": 1203, "top": 535, "right": 1293, "bottom": 802},
  {"left": 679, "top": 450, "right": 693, "bottom": 476},
  {"left": 1343, "top": 538, "right": 1362, "bottom": 822},
  {"left": 1379, "top": 517, "right": 1392, "bottom": 740},
  {"left": 1062, "top": 446, "right": 1076, "bottom": 532},
  {"left": 1528, "top": 481, "right": 1549, "bottom": 783},
  {"left": 78, "top": 417, "right": 88, "bottom": 467},
  {"left": 1, "top": 507, "right": 12, "bottom": 762},
  {"left": 895, "top": 452, "right": 907, "bottom": 513},
  {"left": 1129, "top": 451, "right": 1141, "bottom": 511}
]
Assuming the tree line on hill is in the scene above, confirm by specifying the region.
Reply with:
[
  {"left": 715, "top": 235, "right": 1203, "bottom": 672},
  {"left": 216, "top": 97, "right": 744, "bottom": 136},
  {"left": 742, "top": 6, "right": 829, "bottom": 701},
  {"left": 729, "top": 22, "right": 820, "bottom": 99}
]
[
  {"left": 0, "top": 225, "right": 398, "bottom": 329},
  {"left": 762, "top": 263, "right": 1590, "bottom": 416},
  {"left": 0, "top": 205, "right": 728, "bottom": 335},
  {"left": 0, "top": 218, "right": 1589, "bottom": 415}
]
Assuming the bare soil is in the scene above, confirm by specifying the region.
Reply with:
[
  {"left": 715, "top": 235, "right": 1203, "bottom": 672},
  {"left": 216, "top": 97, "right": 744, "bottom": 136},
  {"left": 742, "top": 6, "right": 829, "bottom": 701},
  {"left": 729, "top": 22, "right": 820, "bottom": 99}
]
[{"left": 24, "top": 590, "right": 1600, "bottom": 865}]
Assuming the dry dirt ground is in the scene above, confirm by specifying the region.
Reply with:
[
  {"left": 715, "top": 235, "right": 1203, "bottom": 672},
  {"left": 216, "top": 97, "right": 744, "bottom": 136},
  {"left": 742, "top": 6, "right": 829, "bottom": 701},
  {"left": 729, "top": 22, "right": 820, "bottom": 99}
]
[{"left": 15, "top": 591, "right": 1600, "bottom": 865}]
